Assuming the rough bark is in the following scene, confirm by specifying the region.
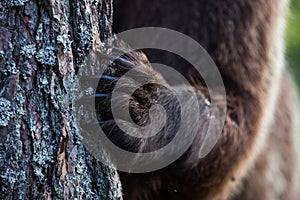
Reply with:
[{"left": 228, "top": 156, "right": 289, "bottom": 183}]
[{"left": 0, "top": 0, "right": 122, "bottom": 199}]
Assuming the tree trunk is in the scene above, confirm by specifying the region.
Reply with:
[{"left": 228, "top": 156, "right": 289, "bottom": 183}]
[{"left": 0, "top": 0, "right": 122, "bottom": 199}]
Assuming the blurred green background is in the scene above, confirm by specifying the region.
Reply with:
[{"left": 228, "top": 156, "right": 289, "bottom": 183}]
[{"left": 287, "top": 0, "right": 300, "bottom": 87}]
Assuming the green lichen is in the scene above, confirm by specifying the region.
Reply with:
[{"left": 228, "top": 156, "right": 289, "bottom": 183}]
[
  {"left": 57, "top": 34, "right": 72, "bottom": 54},
  {"left": 0, "top": 36, "right": 18, "bottom": 76},
  {"left": 20, "top": 44, "right": 36, "bottom": 59},
  {"left": 36, "top": 46, "right": 57, "bottom": 66},
  {"left": 35, "top": 23, "right": 43, "bottom": 42},
  {"left": 2, "top": 119, "right": 27, "bottom": 198},
  {"left": 5, "top": 168, "right": 25, "bottom": 191},
  {"left": 1, "top": 0, "right": 122, "bottom": 198},
  {"left": 0, "top": 56, "right": 19, "bottom": 76},
  {"left": 8, "top": 62, "right": 19, "bottom": 75},
  {"left": 4, "top": 0, "right": 29, "bottom": 7},
  {"left": 39, "top": 74, "right": 49, "bottom": 85},
  {"left": 54, "top": 183, "right": 64, "bottom": 199},
  {"left": 51, "top": 86, "right": 65, "bottom": 110},
  {"left": 0, "top": 98, "right": 13, "bottom": 127},
  {"left": 30, "top": 92, "right": 59, "bottom": 183},
  {"left": 64, "top": 145, "right": 95, "bottom": 199},
  {"left": 37, "top": 71, "right": 51, "bottom": 96},
  {"left": 78, "top": 23, "right": 93, "bottom": 46},
  {"left": 12, "top": 86, "right": 25, "bottom": 116}
]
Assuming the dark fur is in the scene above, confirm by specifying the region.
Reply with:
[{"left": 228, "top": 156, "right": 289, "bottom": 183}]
[{"left": 97, "top": 0, "right": 300, "bottom": 199}]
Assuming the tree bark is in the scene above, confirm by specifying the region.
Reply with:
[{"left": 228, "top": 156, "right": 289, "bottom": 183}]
[{"left": 0, "top": 0, "right": 122, "bottom": 199}]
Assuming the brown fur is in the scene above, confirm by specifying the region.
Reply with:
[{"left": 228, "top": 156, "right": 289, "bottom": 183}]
[{"left": 111, "top": 0, "right": 300, "bottom": 199}]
